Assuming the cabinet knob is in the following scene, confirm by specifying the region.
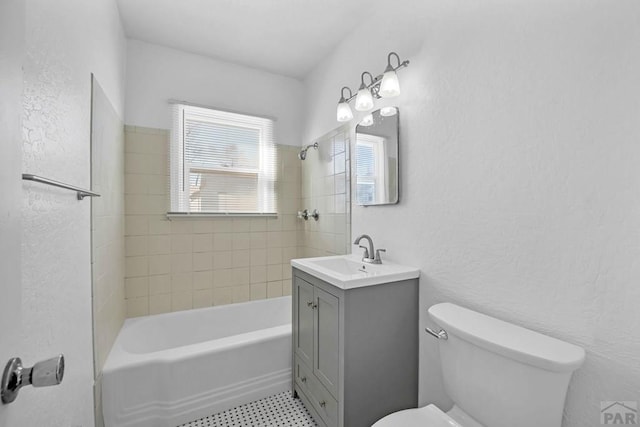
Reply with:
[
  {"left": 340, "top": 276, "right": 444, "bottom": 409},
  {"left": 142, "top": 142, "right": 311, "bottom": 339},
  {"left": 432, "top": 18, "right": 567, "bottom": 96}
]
[
  {"left": 307, "top": 301, "right": 313, "bottom": 307},
  {"left": 319, "top": 400, "right": 326, "bottom": 408},
  {"left": 301, "top": 377, "right": 307, "bottom": 383}
]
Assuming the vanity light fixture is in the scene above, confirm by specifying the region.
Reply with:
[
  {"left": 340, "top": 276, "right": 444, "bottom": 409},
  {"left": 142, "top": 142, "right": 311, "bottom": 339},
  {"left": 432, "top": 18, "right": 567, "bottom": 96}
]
[
  {"left": 355, "top": 72, "right": 375, "bottom": 111},
  {"left": 335, "top": 51, "right": 409, "bottom": 122},
  {"left": 359, "top": 114, "right": 374, "bottom": 126},
  {"left": 337, "top": 87, "right": 354, "bottom": 122},
  {"left": 379, "top": 52, "right": 403, "bottom": 98},
  {"left": 380, "top": 106, "right": 398, "bottom": 117}
]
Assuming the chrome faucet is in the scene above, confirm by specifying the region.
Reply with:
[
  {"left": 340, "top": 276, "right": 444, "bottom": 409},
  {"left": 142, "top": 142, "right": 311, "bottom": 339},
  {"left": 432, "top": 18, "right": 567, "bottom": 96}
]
[{"left": 353, "top": 234, "right": 385, "bottom": 264}]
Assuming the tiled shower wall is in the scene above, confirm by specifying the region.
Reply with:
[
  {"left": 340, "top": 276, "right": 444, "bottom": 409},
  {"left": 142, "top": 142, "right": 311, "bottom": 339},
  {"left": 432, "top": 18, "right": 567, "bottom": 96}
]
[
  {"left": 300, "top": 127, "right": 351, "bottom": 257},
  {"left": 123, "top": 126, "right": 302, "bottom": 317}
]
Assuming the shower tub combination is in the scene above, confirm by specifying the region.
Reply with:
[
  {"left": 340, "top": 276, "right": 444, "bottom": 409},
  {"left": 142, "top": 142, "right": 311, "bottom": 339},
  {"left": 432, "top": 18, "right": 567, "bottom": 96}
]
[{"left": 102, "top": 296, "right": 292, "bottom": 427}]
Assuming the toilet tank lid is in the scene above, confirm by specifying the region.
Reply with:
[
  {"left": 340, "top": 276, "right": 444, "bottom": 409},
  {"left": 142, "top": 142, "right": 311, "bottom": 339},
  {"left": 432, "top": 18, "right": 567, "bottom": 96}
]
[{"left": 428, "top": 303, "right": 585, "bottom": 373}]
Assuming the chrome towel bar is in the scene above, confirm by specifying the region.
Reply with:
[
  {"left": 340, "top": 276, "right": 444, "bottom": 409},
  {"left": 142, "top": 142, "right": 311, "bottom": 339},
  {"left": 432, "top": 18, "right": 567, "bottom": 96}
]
[{"left": 22, "top": 174, "right": 101, "bottom": 200}]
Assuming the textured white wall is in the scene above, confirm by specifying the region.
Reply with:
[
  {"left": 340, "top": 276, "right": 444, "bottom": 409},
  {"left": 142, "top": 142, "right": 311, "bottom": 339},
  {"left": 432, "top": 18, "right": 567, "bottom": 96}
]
[
  {"left": 303, "top": 1, "right": 640, "bottom": 425},
  {"left": 124, "top": 40, "right": 305, "bottom": 146},
  {"left": 20, "top": 0, "right": 126, "bottom": 425}
]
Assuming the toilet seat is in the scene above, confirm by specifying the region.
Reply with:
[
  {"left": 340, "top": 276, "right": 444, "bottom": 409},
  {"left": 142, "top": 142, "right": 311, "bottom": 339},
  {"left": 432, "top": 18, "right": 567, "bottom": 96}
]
[{"left": 372, "top": 404, "right": 463, "bottom": 427}]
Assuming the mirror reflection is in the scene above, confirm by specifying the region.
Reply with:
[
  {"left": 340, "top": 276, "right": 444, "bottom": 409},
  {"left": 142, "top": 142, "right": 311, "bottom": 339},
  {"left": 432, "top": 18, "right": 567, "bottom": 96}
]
[{"left": 355, "top": 108, "right": 399, "bottom": 205}]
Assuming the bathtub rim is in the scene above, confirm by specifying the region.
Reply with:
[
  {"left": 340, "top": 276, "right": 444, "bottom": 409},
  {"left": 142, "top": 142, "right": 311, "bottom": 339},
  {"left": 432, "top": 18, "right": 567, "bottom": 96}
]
[{"left": 103, "top": 296, "right": 292, "bottom": 373}]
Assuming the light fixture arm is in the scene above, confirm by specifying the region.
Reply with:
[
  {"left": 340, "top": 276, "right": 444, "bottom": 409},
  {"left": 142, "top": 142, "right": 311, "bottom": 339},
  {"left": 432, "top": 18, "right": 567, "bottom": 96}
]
[
  {"left": 359, "top": 71, "right": 375, "bottom": 89},
  {"left": 339, "top": 86, "right": 353, "bottom": 102}
]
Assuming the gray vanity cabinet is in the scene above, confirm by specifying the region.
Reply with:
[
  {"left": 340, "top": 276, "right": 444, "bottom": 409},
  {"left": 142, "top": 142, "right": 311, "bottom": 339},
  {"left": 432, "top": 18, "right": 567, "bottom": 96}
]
[{"left": 292, "top": 267, "right": 419, "bottom": 427}]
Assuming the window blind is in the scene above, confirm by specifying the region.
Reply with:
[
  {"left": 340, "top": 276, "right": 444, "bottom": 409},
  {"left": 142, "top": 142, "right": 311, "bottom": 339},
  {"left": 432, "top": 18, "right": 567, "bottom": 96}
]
[{"left": 170, "top": 104, "right": 277, "bottom": 215}]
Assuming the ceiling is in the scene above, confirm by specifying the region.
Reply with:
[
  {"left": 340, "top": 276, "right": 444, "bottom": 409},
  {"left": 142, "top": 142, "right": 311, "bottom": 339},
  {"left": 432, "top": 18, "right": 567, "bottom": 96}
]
[{"left": 116, "top": 0, "right": 379, "bottom": 80}]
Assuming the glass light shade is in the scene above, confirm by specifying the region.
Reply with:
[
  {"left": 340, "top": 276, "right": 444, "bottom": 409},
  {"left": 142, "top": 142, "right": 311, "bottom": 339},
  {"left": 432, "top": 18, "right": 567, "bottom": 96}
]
[
  {"left": 336, "top": 101, "right": 353, "bottom": 122},
  {"left": 359, "top": 114, "right": 374, "bottom": 127},
  {"left": 380, "top": 106, "right": 397, "bottom": 117},
  {"left": 379, "top": 70, "right": 401, "bottom": 98},
  {"left": 355, "top": 88, "right": 374, "bottom": 111}
]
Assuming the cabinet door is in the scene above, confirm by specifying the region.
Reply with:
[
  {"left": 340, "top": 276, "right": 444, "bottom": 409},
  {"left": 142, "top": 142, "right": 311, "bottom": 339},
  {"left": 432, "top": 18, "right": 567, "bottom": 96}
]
[
  {"left": 314, "top": 287, "right": 340, "bottom": 397},
  {"left": 294, "top": 277, "right": 315, "bottom": 367}
]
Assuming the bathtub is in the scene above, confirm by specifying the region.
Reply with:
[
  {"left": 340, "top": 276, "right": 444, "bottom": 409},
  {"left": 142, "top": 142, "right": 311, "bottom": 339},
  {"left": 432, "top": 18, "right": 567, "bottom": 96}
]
[{"left": 102, "top": 296, "right": 292, "bottom": 427}]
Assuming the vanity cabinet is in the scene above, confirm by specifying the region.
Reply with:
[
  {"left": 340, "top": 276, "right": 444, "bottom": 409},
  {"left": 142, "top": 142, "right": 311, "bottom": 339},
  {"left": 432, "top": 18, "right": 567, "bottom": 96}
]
[{"left": 292, "top": 267, "right": 419, "bottom": 427}]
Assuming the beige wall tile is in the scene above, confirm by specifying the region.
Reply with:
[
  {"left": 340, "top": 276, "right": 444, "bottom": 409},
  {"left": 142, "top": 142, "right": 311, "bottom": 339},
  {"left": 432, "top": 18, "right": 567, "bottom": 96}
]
[
  {"left": 171, "top": 291, "right": 193, "bottom": 311},
  {"left": 214, "top": 287, "right": 233, "bottom": 306},
  {"left": 193, "top": 270, "right": 213, "bottom": 290},
  {"left": 282, "top": 279, "right": 292, "bottom": 296},
  {"left": 193, "top": 289, "right": 213, "bottom": 308},
  {"left": 171, "top": 253, "right": 193, "bottom": 273},
  {"left": 213, "top": 233, "right": 233, "bottom": 251},
  {"left": 267, "top": 281, "right": 283, "bottom": 298},
  {"left": 232, "top": 249, "right": 251, "bottom": 267},
  {"left": 267, "top": 264, "right": 283, "bottom": 282},
  {"left": 213, "top": 251, "right": 233, "bottom": 269},
  {"left": 232, "top": 233, "right": 251, "bottom": 250},
  {"left": 267, "top": 248, "right": 283, "bottom": 265},
  {"left": 192, "top": 234, "right": 213, "bottom": 252},
  {"left": 213, "top": 269, "right": 233, "bottom": 288},
  {"left": 125, "top": 256, "right": 148, "bottom": 278},
  {"left": 250, "top": 283, "right": 267, "bottom": 300},
  {"left": 148, "top": 217, "right": 171, "bottom": 235},
  {"left": 125, "top": 236, "right": 148, "bottom": 257},
  {"left": 126, "top": 297, "right": 149, "bottom": 318},
  {"left": 250, "top": 218, "right": 267, "bottom": 232},
  {"left": 233, "top": 267, "right": 250, "bottom": 286},
  {"left": 125, "top": 215, "right": 148, "bottom": 236},
  {"left": 149, "top": 294, "right": 171, "bottom": 315},
  {"left": 232, "top": 218, "right": 251, "bottom": 233},
  {"left": 193, "top": 252, "right": 213, "bottom": 271},
  {"left": 250, "top": 265, "right": 267, "bottom": 284},
  {"left": 148, "top": 235, "right": 170, "bottom": 255},
  {"left": 171, "top": 234, "right": 193, "bottom": 253},
  {"left": 149, "top": 254, "right": 170, "bottom": 275},
  {"left": 149, "top": 274, "right": 171, "bottom": 295},
  {"left": 250, "top": 248, "right": 267, "bottom": 266},
  {"left": 233, "top": 285, "right": 250, "bottom": 303},
  {"left": 250, "top": 232, "right": 267, "bottom": 249},
  {"left": 125, "top": 277, "right": 148, "bottom": 299},
  {"left": 212, "top": 219, "right": 233, "bottom": 233},
  {"left": 171, "top": 272, "right": 192, "bottom": 292},
  {"left": 192, "top": 221, "right": 213, "bottom": 234},
  {"left": 267, "top": 231, "right": 283, "bottom": 248}
]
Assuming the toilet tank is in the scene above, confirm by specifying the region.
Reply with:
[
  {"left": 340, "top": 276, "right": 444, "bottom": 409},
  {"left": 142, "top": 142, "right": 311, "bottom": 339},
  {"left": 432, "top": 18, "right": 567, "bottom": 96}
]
[{"left": 428, "top": 303, "right": 585, "bottom": 427}]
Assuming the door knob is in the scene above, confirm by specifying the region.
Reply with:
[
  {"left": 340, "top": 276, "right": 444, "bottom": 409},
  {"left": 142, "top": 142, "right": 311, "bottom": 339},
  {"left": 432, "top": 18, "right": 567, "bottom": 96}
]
[{"left": 1, "top": 354, "right": 65, "bottom": 404}]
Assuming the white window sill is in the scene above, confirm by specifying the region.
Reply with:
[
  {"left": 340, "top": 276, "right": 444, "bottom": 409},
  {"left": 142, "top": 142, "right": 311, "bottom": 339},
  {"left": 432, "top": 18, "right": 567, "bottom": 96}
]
[{"left": 166, "top": 212, "right": 278, "bottom": 220}]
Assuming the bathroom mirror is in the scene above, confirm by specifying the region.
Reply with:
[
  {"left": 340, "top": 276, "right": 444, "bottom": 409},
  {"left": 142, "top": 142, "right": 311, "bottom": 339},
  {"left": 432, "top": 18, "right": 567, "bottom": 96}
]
[{"left": 355, "top": 108, "right": 399, "bottom": 205}]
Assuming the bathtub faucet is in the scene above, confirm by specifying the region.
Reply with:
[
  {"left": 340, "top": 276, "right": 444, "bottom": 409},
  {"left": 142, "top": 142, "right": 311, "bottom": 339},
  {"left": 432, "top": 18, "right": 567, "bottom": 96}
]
[{"left": 353, "top": 234, "right": 385, "bottom": 264}]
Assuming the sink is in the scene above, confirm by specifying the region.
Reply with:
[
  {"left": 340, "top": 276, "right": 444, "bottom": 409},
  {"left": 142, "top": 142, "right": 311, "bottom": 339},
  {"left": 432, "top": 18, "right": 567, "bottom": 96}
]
[{"left": 291, "top": 254, "right": 420, "bottom": 289}]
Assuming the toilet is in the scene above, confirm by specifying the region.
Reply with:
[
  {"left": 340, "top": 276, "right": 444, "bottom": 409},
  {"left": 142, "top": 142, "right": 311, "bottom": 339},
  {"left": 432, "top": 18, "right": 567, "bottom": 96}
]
[{"left": 373, "top": 303, "right": 585, "bottom": 427}]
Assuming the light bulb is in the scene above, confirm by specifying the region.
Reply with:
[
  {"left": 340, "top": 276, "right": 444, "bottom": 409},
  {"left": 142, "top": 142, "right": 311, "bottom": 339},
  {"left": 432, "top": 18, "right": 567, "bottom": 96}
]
[
  {"left": 355, "top": 87, "right": 374, "bottom": 111},
  {"left": 359, "top": 114, "right": 374, "bottom": 127},
  {"left": 380, "top": 106, "right": 397, "bottom": 117},
  {"left": 336, "top": 101, "right": 353, "bottom": 122},
  {"left": 379, "top": 70, "right": 400, "bottom": 98}
]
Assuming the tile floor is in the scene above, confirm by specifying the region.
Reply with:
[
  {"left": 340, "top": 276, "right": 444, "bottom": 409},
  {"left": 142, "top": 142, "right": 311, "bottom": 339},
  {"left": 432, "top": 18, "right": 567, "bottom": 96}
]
[{"left": 178, "top": 391, "right": 317, "bottom": 427}]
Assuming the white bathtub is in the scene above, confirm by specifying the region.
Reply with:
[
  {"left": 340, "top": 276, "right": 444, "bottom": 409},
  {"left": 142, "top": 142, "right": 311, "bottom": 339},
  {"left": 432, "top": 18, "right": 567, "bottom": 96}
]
[{"left": 102, "top": 296, "right": 292, "bottom": 427}]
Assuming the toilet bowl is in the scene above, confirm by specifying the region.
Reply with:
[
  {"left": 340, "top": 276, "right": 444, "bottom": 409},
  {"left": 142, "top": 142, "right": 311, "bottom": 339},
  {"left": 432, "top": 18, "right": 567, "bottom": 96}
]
[
  {"left": 372, "top": 404, "right": 462, "bottom": 427},
  {"left": 372, "top": 303, "right": 585, "bottom": 427}
]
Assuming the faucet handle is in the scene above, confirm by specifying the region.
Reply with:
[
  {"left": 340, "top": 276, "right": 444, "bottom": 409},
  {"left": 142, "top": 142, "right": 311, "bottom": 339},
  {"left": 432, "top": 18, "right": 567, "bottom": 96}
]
[
  {"left": 374, "top": 249, "right": 386, "bottom": 263},
  {"left": 358, "top": 245, "right": 370, "bottom": 259}
]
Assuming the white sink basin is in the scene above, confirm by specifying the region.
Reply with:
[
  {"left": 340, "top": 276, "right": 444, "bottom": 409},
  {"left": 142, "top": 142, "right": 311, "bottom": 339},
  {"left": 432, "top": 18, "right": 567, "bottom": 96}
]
[{"left": 291, "top": 254, "right": 420, "bottom": 289}]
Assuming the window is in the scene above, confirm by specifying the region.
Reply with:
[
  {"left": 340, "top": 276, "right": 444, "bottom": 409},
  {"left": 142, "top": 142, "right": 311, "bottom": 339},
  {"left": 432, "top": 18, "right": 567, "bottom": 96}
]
[
  {"left": 169, "top": 103, "right": 277, "bottom": 215},
  {"left": 355, "top": 133, "right": 387, "bottom": 205}
]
